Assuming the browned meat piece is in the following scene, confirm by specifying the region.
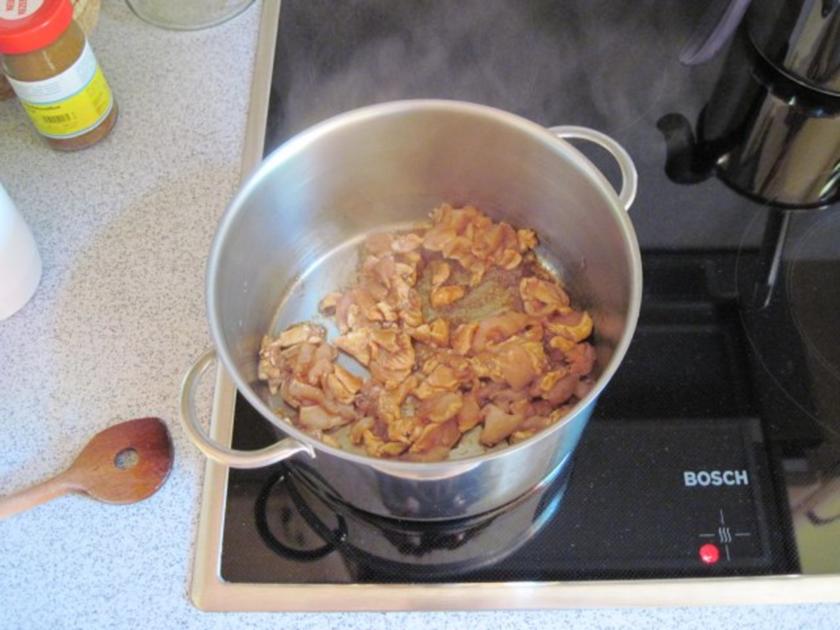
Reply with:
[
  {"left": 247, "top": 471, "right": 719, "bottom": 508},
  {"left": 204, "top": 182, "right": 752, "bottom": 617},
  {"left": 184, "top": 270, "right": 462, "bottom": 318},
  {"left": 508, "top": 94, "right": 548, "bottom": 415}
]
[
  {"left": 321, "top": 399, "right": 357, "bottom": 421},
  {"left": 517, "top": 228, "right": 537, "bottom": 252},
  {"left": 334, "top": 292, "right": 356, "bottom": 333},
  {"left": 277, "top": 323, "right": 326, "bottom": 347},
  {"left": 531, "top": 399, "right": 554, "bottom": 417},
  {"left": 519, "top": 415, "right": 553, "bottom": 432},
  {"left": 430, "top": 285, "right": 466, "bottom": 308},
  {"left": 474, "top": 380, "right": 507, "bottom": 402},
  {"left": 423, "top": 226, "right": 458, "bottom": 252},
  {"left": 451, "top": 322, "right": 478, "bottom": 355},
  {"left": 282, "top": 378, "right": 324, "bottom": 408},
  {"left": 468, "top": 351, "right": 501, "bottom": 381},
  {"left": 409, "top": 418, "right": 461, "bottom": 457},
  {"left": 324, "top": 363, "right": 361, "bottom": 405},
  {"left": 414, "top": 361, "right": 462, "bottom": 400},
  {"left": 543, "top": 373, "right": 578, "bottom": 405},
  {"left": 480, "top": 404, "right": 525, "bottom": 446},
  {"left": 510, "top": 405, "right": 572, "bottom": 443},
  {"left": 283, "top": 379, "right": 356, "bottom": 419},
  {"left": 419, "top": 391, "right": 463, "bottom": 423},
  {"left": 472, "top": 311, "right": 530, "bottom": 352},
  {"left": 387, "top": 415, "right": 424, "bottom": 444},
  {"left": 496, "top": 248, "right": 522, "bottom": 270},
  {"left": 470, "top": 222, "right": 504, "bottom": 258},
  {"left": 369, "top": 327, "right": 401, "bottom": 353},
  {"left": 376, "top": 300, "right": 398, "bottom": 322},
  {"left": 399, "top": 288, "right": 424, "bottom": 328},
  {"left": 394, "top": 261, "right": 418, "bottom": 287},
  {"left": 522, "top": 320, "right": 544, "bottom": 342},
  {"left": 362, "top": 429, "right": 410, "bottom": 457},
  {"left": 409, "top": 318, "right": 450, "bottom": 347},
  {"left": 530, "top": 369, "right": 569, "bottom": 396},
  {"left": 257, "top": 336, "right": 285, "bottom": 393},
  {"left": 430, "top": 260, "right": 450, "bottom": 288},
  {"left": 566, "top": 342, "right": 596, "bottom": 376},
  {"left": 376, "top": 374, "right": 418, "bottom": 423},
  {"left": 425, "top": 364, "right": 459, "bottom": 390},
  {"left": 519, "top": 277, "right": 571, "bottom": 317},
  {"left": 306, "top": 342, "right": 337, "bottom": 386},
  {"left": 355, "top": 288, "right": 384, "bottom": 322},
  {"left": 369, "top": 330, "right": 415, "bottom": 388},
  {"left": 497, "top": 222, "right": 519, "bottom": 251},
  {"left": 548, "top": 335, "right": 576, "bottom": 352},
  {"left": 413, "top": 379, "right": 441, "bottom": 400},
  {"left": 440, "top": 352, "right": 473, "bottom": 381},
  {"left": 336, "top": 329, "right": 371, "bottom": 365},
  {"left": 333, "top": 364, "right": 362, "bottom": 393},
  {"left": 354, "top": 380, "right": 382, "bottom": 418},
  {"left": 391, "top": 233, "right": 423, "bottom": 253},
  {"left": 457, "top": 392, "right": 482, "bottom": 432},
  {"left": 318, "top": 292, "right": 342, "bottom": 314},
  {"left": 350, "top": 416, "right": 375, "bottom": 444},
  {"left": 440, "top": 235, "right": 473, "bottom": 261},
  {"left": 298, "top": 405, "right": 350, "bottom": 431},
  {"left": 489, "top": 387, "right": 530, "bottom": 410},
  {"left": 494, "top": 337, "right": 547, "bottom": 389},
  {"left": 545, "top": 309, "right": 593, "bottom": 342}
]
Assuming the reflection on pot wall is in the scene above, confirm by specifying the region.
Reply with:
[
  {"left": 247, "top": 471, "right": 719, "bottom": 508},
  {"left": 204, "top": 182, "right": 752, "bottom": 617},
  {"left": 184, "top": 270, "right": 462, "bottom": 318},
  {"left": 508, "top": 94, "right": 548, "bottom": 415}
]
[{"left": 254, "top": 461, "right": 571, "bottom": 580}]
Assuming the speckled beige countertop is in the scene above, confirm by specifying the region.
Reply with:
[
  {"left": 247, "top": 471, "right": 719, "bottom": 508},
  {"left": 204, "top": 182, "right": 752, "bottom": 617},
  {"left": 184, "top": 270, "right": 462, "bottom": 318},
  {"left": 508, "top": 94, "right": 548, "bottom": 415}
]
[{"left": 0, "top": 2, "right": 838, "bottom": 628}]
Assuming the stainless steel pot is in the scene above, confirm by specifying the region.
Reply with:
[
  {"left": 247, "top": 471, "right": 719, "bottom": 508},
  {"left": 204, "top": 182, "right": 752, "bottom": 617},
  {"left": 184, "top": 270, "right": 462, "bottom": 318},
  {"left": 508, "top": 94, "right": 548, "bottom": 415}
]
[{"left": 180, "top": 100, "right": 642, "bottom": 520}]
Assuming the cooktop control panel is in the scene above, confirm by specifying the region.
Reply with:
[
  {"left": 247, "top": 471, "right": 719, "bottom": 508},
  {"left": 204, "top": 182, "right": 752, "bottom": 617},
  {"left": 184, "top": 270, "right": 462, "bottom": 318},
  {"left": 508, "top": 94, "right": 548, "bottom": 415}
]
[
  {"left": 222, "top": 407, "right": 797, "bottom": 584},
  {"left": 468, "top": 417, "right": 793, "bottom": 581}
]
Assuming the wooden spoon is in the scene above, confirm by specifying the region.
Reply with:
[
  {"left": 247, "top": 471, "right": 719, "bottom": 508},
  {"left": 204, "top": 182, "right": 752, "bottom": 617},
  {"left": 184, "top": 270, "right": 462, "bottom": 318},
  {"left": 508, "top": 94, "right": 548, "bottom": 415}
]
[{"left": 0, "top": 417, "right": 172, "bottom": 519}]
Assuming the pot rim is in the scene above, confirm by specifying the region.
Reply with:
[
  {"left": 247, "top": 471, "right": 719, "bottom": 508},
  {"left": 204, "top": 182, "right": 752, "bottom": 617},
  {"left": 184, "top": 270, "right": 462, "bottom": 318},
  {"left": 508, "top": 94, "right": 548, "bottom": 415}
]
[{"left": 206, "top": 98, "right": 643, "bottom": 472}]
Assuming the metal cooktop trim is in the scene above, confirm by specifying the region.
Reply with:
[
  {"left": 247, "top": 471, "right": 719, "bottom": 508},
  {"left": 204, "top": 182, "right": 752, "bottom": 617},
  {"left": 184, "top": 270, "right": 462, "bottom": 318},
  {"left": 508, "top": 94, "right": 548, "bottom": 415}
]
[{"left": 189, "top": 0, "right": 840, "bottom": 610}]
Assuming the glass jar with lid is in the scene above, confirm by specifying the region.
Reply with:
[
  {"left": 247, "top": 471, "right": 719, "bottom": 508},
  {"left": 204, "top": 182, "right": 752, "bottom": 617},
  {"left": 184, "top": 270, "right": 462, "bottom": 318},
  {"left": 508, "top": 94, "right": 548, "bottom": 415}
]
[{"left": 0, "top": 0, "right": 117, "bottom": 151}]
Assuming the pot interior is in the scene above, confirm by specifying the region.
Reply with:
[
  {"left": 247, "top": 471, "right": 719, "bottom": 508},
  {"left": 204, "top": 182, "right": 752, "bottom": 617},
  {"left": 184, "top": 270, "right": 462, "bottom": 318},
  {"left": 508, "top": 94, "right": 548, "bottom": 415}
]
[{"left": 209, "top": 102, "right": 640, "bottom": 460}]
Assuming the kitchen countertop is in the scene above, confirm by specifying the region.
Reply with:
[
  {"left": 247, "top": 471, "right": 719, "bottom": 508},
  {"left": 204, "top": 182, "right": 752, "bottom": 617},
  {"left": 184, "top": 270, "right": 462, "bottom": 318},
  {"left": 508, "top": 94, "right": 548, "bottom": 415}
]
[{"left": 0, "top": 2, "right": 838, "bottom": 628}]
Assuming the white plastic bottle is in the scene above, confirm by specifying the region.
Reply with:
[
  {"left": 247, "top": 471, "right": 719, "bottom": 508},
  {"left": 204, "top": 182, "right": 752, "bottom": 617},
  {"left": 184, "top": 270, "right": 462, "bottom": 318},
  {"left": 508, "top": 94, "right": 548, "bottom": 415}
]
[{"left": 0, "top": 183, "right": 42, "bottom": 320}]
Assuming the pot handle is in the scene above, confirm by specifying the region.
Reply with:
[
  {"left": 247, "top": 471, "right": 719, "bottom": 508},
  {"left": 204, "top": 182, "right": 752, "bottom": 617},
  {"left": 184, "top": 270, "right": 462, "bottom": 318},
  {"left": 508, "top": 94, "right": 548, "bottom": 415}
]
[
  {"left": 549, "top": 126, "right": 638, "bottom": 211},
  {"left": 179, "top": 349, "right": 315, "bottom": 469}
]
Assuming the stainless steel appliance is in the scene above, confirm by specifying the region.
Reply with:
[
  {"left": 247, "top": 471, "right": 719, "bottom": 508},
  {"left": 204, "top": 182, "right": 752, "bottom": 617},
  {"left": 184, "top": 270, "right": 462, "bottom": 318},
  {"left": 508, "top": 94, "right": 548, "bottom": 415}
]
[
  {"left": 663, "top": 0, "right": 840, "bottom": 208},
  {"left": 189, "top": 0, "right": 840, "bottom": 610}
]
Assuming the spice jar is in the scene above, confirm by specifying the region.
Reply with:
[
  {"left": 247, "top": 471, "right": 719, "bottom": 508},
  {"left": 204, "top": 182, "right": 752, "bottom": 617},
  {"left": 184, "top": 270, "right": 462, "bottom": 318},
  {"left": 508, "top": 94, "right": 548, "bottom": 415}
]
[{"left": 0, "top": 0, "right": 117, "bottom": 151}]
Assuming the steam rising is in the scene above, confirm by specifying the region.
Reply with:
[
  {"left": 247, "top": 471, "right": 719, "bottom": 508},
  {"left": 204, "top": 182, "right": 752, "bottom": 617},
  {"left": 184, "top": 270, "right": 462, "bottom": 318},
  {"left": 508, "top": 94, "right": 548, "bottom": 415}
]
[
  {"left": 272, "top": 0, "right": 751, "bottom": 249},
  {"left": 279, "top": 0, "right": 709, "bottom": 144}
]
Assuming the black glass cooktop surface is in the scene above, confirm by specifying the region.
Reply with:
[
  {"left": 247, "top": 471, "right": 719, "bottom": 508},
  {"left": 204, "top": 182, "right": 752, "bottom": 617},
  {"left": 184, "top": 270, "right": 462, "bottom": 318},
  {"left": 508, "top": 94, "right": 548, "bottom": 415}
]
[{"left": 219, "top": 0, "right": 840, "bottom": 584}]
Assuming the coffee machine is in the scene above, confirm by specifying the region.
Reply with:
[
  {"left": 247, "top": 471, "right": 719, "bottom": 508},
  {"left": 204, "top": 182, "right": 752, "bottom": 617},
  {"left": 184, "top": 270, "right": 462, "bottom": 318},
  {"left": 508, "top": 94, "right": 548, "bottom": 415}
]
[
  {"left": 660, "top": 0, "right": 840, "bottom": 208},
  {"left": 658, "top": 0, "right": 840, "bottom": 309}
]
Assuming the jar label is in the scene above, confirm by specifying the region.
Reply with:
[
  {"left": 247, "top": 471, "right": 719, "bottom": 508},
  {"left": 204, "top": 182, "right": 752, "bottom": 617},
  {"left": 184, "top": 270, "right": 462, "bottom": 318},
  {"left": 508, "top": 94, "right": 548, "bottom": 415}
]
[
  {"left": 6, "top": 40, "right": 114, "bottom": 139},
  {"left": 0, "top": 0, "right": 45, "bottom": 20}
]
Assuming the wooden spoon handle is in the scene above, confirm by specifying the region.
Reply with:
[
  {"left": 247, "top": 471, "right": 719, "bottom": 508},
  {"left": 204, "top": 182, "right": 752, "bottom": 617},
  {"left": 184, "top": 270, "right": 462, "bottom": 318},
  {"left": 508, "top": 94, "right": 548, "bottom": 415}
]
[{"left": 0, "top": 473, "right": 78, "bottom": 519}]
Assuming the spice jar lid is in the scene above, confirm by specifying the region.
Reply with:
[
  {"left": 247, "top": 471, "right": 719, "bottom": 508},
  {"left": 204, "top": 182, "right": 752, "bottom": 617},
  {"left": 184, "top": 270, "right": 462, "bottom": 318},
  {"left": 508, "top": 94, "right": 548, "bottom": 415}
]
[{"left": 0, "top": 0, "right": 73, "bottom": 55}]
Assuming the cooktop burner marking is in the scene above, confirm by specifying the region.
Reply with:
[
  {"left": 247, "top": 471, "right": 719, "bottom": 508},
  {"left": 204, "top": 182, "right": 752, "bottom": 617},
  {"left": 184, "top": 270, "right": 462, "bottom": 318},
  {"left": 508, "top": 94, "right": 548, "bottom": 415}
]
[
  {"left": 736, "top": 208, "right": 840, "bottom": 439},
  {"left": 788, "top": 211, "right": 840, "bottom": 388}
]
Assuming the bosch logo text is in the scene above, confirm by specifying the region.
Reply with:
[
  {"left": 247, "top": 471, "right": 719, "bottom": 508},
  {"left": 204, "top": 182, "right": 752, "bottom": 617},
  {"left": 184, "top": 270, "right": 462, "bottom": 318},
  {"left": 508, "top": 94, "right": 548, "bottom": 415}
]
[{"left": 683, "top": 470, "right": 749, "bottom": 487}]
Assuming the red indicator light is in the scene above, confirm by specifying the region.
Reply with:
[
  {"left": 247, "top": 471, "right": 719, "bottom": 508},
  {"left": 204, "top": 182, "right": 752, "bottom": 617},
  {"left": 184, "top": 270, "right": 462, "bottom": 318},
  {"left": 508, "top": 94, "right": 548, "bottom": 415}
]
[{"left": 699, "top": 543, "right": 720, "bottom": 564}]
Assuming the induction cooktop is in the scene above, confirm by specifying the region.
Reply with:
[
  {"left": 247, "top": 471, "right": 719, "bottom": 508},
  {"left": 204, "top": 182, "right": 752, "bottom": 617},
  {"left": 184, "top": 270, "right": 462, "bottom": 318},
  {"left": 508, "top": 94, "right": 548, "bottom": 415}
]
[{"left": 190, "top": 0, "right": 840, "bottom": 610}]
